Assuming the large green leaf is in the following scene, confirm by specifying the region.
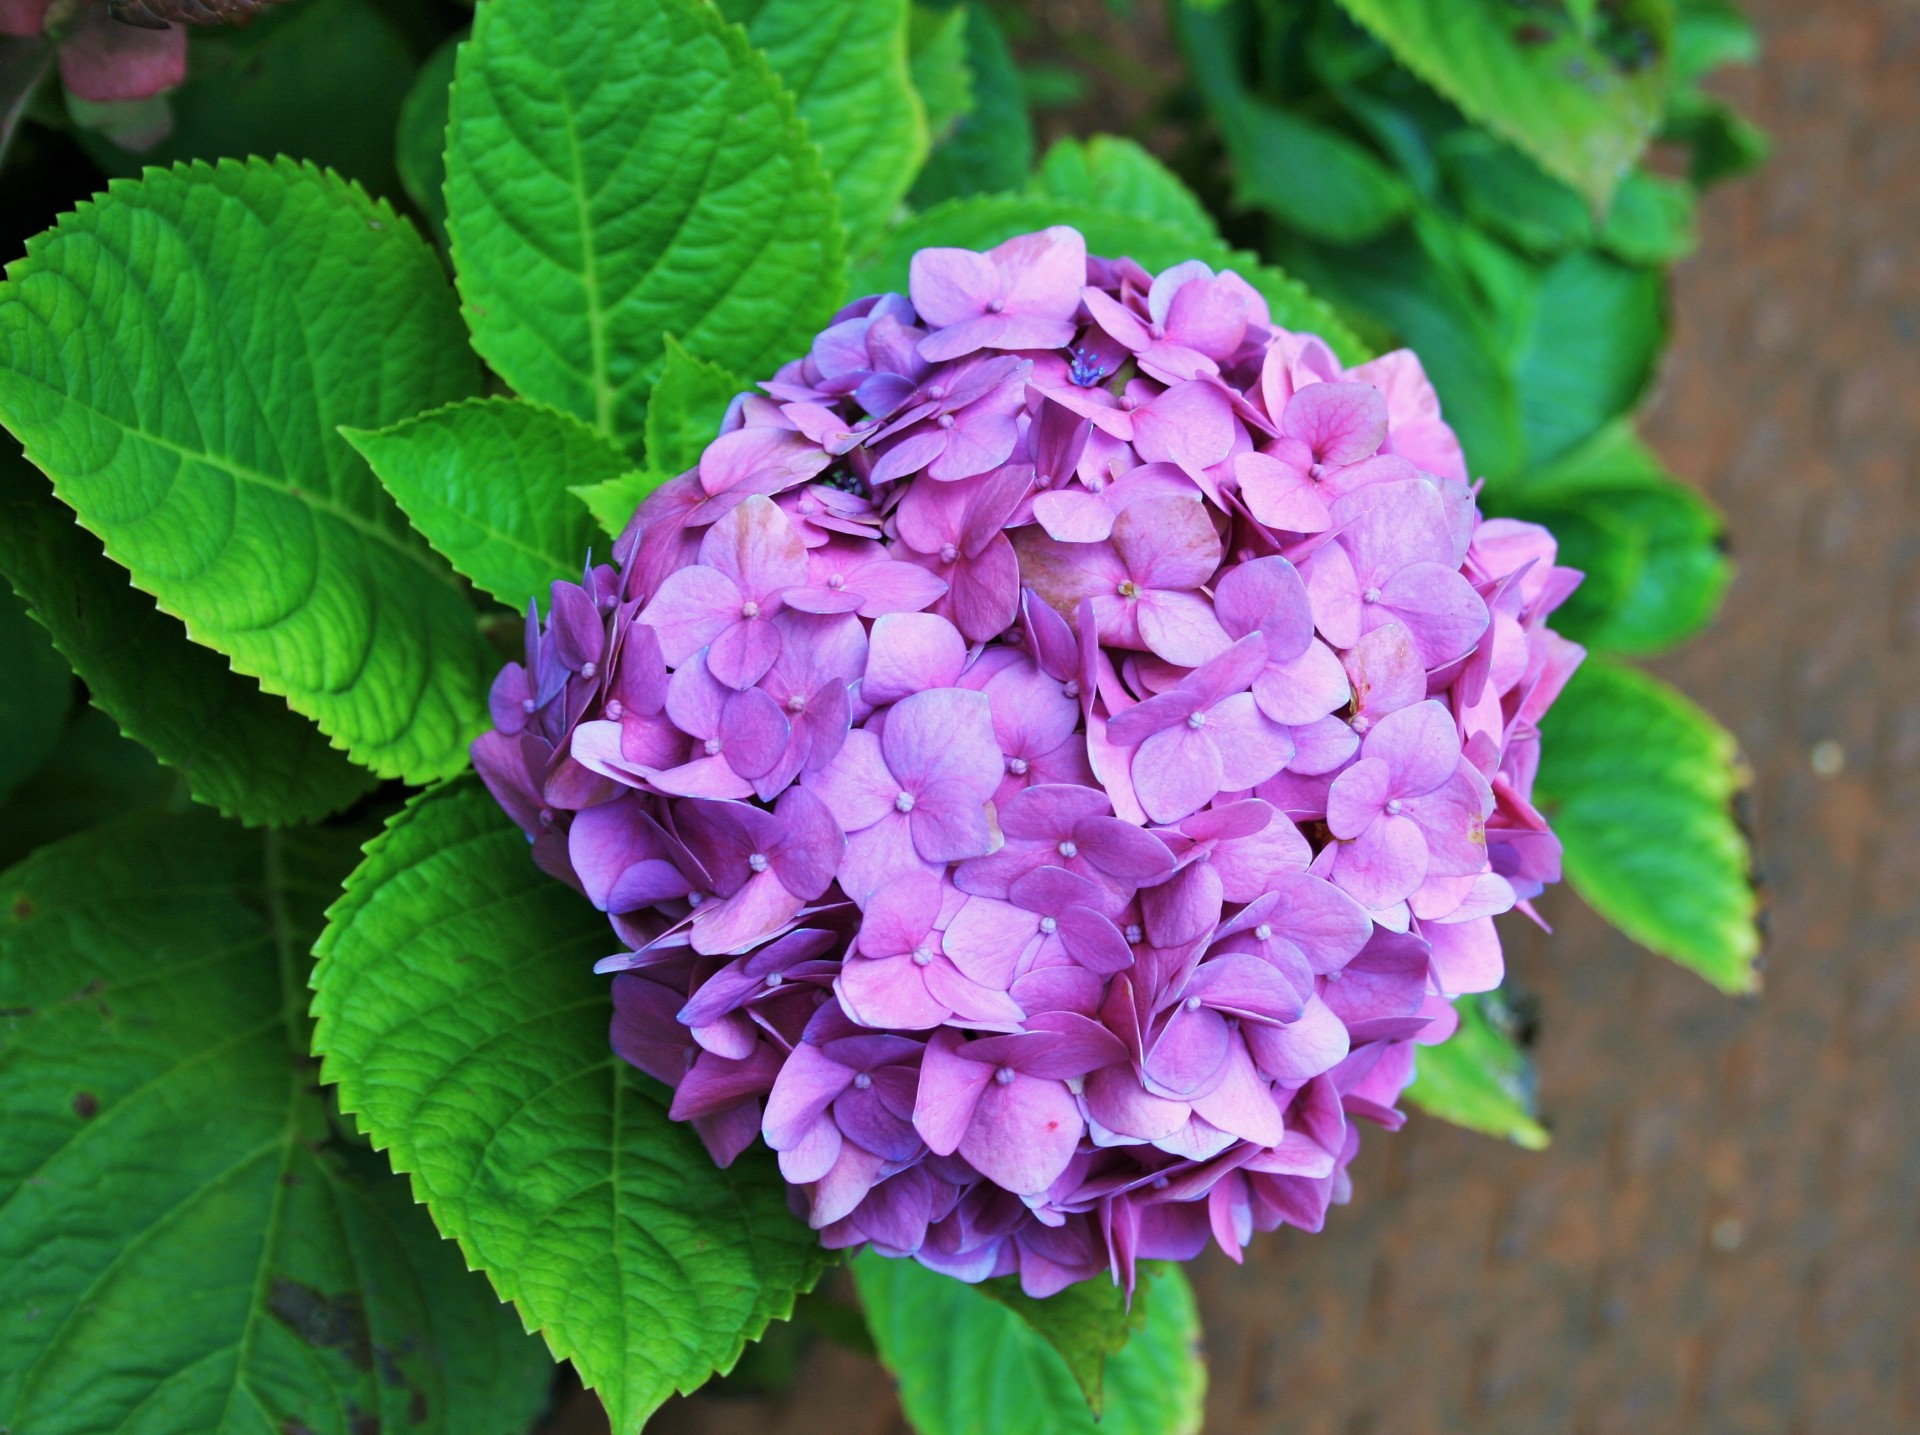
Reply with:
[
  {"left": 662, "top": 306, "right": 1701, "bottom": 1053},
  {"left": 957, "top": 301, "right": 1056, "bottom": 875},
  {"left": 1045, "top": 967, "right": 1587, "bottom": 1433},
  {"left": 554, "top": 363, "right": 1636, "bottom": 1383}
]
[
  {"left": 909, "top": 3, "right": 975, "bottom": 144},
  {"left": 1029, "top": 137, "right": 1219, "bottom": 248},
  {"left": 975, "top": 1271, "right": 1141, "bottom": 1417},
  {"left": 0, "top": 814, "right": 553, "bottom": 1435},
  {"left": 0, "top": 572, "right": 67, "bottom": 804},
  {"left": 722, "top": 0, "right": 927, "bottom": 238},
  {"left": 311, "top": 780, "right": 831, "bottom": 1434},
  {"left": 1331, "top": 0, "right": 1672, "bottom": 209},
  {"left": 445, "top": 0, "right": 846, "bottom": 452},
  {"left": 853, "top": 1255, "right": 1206, "bottom": 1435},
  {"left": 1407, "top": 992, "right": 1548, "bottom": 1148},
  {"left": 1513, "top": 249, "right": 1665, "bottom": 469},
  {"left": 1536, "top": 658, "right": 1760, "bottom": 991},
  {"left": 0, "top": 707, "right": 186, "bottom": 872},
  {"left": 0, "top": 446, "right": 378, "bottom": 824},
  {"left": 857, "top": 196, "right": 1368, "bottom": 364},
  {"left": 0, "top": 158, "right": 492, "bottom": 784},
  {"left": 1500, "top": 423, "right": 1729, "bottom": 655},
  {"left": 396, "top": 33, "right": 463, "bottom": 248},
  {"left": 1219, "top": 99, "right": 1413, "bottom": 243},
  {"left": 909, "top": 2, "right": 1033, "bottom": 206},
  {"left": 345, "top": 397, "right": 627, "bottom": 614}
]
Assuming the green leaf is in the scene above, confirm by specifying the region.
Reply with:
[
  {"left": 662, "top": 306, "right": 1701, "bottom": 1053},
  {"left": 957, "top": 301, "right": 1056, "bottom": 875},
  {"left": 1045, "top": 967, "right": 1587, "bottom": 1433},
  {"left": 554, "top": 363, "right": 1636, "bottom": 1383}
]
[
  {"left": 1029, "top": 136, "right": 1220, "bottom": 248},
  {"left": 1330, "top": 0, "right": 1672, "bottom": 209},
  {"left": 1663, "top": 88, "right": 1769, "bottom": 188},
  {"left": 1439, "top": 129, "right": 1594, "bottom": 257},
  {"left": 0, "top": 158, "right": 492, "bottom": 784},
  {"left": 84, "top": 0, "right": 419, "bottom": 201},
  {"left": 572, "top": 470, "right": 662, "bottom": 541},
  {"left": 0, "top": 814, "right": 554, "bottom": 1435},
  {"left": 311, "top": 780, "right": 831, "bottom": 1434},
  {"left": 646, "top": 336, "right": 751, "bottom": 477},
  {"left": 397, "top": 33, "right": 463, "bottom": 247},
  {"left": 1671, "top": 0, "right": 1759, "bottom": 86},
  {"left": 722, "top": 0, "right": 928, "bottom": 238},
  {"left": 1536, "top": 657, "right": 1760, "bottom": 991},
  {"left": 1500, "top": 423, "right": 1729, "bottom": 655},
  {"left": 1220, "top": 99, "right": 1413, "bottom": 243},
  {"left": 975, "top": 1271, "right": 1140, "bottom": 1417},
  {"left": 344, "top": 397, "right": 627, "bottom": 614},
  {"left": 0, "top": 707, "right": 187, "bottom": 872},
  {"left": 0, "top": 447, "right": 378, "bottom": 824},
  {"left": 1596, "top": 168, "right": 1697, "bottom": 264},
  {"left": 445, "top": 0, "right": 846, "bottom": 453},
  {"left": 0, "top": 571, "right": 68, "bottom": 804},
  {"left": 1513, "top": 249, "right": 1665, "bottom": 468},
  {"left": 853, "top": 1254, "right": 1205, "bottom": 1435},
  {"left": 909, "top": 2, "right": 1034, "bottom": 206},
  {"left": 1408, "top": 992, "right": 1548, "bottom": 1148},
  {"left": 910, "top": 4, "right": 976, "bottom": 144},
  {"left": 857, "top": 194, "right": 1369, "bottom": 364}
]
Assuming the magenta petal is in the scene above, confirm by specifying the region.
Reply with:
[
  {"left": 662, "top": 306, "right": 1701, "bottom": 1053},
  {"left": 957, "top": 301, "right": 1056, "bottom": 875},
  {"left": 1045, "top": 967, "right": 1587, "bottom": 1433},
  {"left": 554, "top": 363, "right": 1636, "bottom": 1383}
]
[
  {"left": 721, "top": 687, "right": 790, "bottom": 778},
  {"left": 1144, "top": 1005, "right": 1232, "bottom": 1098},
  {"left": 1141, "top": 862, "right": 1223, "bottom": 949},
  {"left": 1055, "top": 907, "right": 1135, "bottom": 974},
  {"left": 1334, "top": 812, "right": 1428, "bottom": 909},
  {"left": 58, "top": 8, "right": 187, "bottom": 104},
  {"left": 959, "top": 1073, "right": 1084, "bottom": 1195},
  {"left": 913, "top": 1029, "right": 995, "bottom": 1155},
  {"left": 863, "top": 612, "right": 966, "bottom": 703},
  {"left": 1189, "top": 1037, "right": 1285, "bottom": 1147},
  {"left": 1283, "top": 381, "right": 1387, "bottom": 465},
  {"left": 1364, "top": 700, "right": 1461, "bottom": 797},
  {"left": 1326, "top": 757, "right": 1393, "bottom": 840},
  {"left": 1244, "top": 995, "right": 1350, "bottom": 1082},
  {"left": 763, "top": 1043, "right": 854, "bottom": 1150},
  {"left": 1131, "top": 723, "right": 1223, "bottom": 824}
]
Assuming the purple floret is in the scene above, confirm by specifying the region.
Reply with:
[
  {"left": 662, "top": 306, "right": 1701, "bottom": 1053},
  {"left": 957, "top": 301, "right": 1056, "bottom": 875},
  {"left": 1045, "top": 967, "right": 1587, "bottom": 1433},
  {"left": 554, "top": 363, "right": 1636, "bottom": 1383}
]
[{"left": 474, "top": 225, "right": 1586, "bottom": 1296}]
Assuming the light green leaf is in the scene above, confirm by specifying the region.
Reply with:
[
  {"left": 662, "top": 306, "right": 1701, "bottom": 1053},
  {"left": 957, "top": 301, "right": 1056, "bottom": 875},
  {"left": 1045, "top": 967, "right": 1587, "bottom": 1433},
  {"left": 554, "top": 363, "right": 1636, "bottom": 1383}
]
[
  {"left": 975, "top": 1270, "right": 1141, "bottom": 1417},
  {"left": 1030, "top": 136, "right": 1219, "bottom": 248},
  {"left": 722, "top": 0, "right": 928, "bottom": 238},
  {"left": 0, "top": 571, "right": 68, "bottom": 804},
  {"left": 0, "top": 445, "right": 378, "bottom": 824},
  {"left": 1536, "top": 657, "right": 1760, "bottom": 991},
  {"left": 854, "top": 1255, "right": 1205, "bottom": 1435},
  {"left": 909, "top": 2, "right": 1033, "bottom": 206},
  {"left": 0, "top": 815, "right": 554, "bottom": 1435},
  {"left": 311, "top": 780, "right": 831, "bottom": 1434},
  {"left": 857, "top": 195, "right": 1368, "bottom": 364},
  {"left": 647, "top": 336, "right": 750, "bottom": 477},
  {"left": 573, "top": 470, "right": 664, "bottom": 541},
  {"left": 1671, "top": 0, "right": 1759, "bottom": 86},
  {"left": 0, "top": 158, "right": 492, "bottom": 784},
  {"left": 1501, "top": 422, "right": 1729, "bottom": 655},
  {"left": 1331, "top": 0, "right": 1671, "bottom": 209},
  {"left": 445, "top": 0, "right": 846, "bottom": 453},
  {"left": 0, "top": 707, "right": 187, "bottom": 872},
  {"left": 345, "top": 397, "right": 627, "bottom": 614},
  {"left": 910, "top": 4, "right": 975, "bottom": 144},
  {"left": 1596, "top": 168, "right": 1698, "bottom": 265},
  {"left": 397, "top": 32, "right": 463, "bottom": 247},
  {"left": 1221, "top": 99, "right": 1413, "bottom": 243},
  {"left": 1513, "top": 250, "right": 1665, "bottom": 468},
  {"left": 1408, "top": 992, "right": 1548, "bottom": 1148}
]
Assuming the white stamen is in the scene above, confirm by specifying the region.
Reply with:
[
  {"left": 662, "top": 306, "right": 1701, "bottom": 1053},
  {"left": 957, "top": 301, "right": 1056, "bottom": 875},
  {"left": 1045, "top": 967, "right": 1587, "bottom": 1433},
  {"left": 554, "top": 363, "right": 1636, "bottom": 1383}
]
[
  {"left": 704, "top": 737, "right": 723, "bottom": 756},
  {"left": 764, "top": 972, "right": 784, "bottom": 988},
  {"left": 1039, "top": 916, "right": 1058, "bottom": 935},
  {"left": 1254, "top": 923, "right": 1273, "bottom": 941},
  {"left": 741, "top": 600, "right": 761, "bottom": 618},
  {"left": 747, "top": 852, "right": 770, "bottom": 873},
  {"left": 1187, "top": 711, "right": 1207, "bottom": 729},
  {"left": 1007, "top": 756, "right": 1029, "bottom": 775},
  {"left": 940, "top": 543, "right": 959, "bottom": 563},
  {"left": 895, "top": 791, "right": 916, "bottom": 813},
  {"left": 994, "top": 1066, "right": 1016, "bottom": 1084},
  {"left": 1185, "top": 995, "right": 1203, "bottom": 1012},
  {"left": 852, "top": 1071, "right": 873, "bottom": 1090},
  {"left": 1057, "top": 840, "right": 1078, "bottom": 859},
  {"left": 911, "top": 945, "right": 934, "bottom": 967}
]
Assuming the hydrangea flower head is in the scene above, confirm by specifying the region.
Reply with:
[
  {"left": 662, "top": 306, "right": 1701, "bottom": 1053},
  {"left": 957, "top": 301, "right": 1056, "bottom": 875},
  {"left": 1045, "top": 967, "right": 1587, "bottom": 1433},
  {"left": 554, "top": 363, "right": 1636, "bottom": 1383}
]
[{"left": 478, "top": 226, "right": 1584, "bottom": 1297}]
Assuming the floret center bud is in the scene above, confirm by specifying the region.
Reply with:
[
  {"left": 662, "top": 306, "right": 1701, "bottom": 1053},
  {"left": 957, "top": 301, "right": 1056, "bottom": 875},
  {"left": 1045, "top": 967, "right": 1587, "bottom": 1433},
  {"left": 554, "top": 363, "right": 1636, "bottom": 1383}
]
[
  {"left": 1385, "top": 798, "right": 1403, "bottom": 815},
  {"left": 747, "top": 852, "right": 770, "bottom": 873},
  {"left": 605, "top": 699, "right": 624, "bottom": 720},
  {"left": 1063, "top": 680, "right": 1081, "bottom": 698},
  {"left": 764, "top": 972, "right": 783, "bottom": 988},
  {"left": 537, "top": 808, "right": 555, "bottom": 829},
  {"left": 1186, "top": 711, "right": 1207, "bottom": 730},
  {"left": 788, "top": 693, "right": 807, "bottom": 713},
  {"left": 1038, "top": 916, "right": 1058, "bottom": 935},
  {"left": 895, "top": 791, "right": 916, "bottom": 813},
  {"left": 1152, "top": 1174, "right": 1170, "bottom": 1190},
  {"left": 852, "top": 1071, "right": 873, "bottom": 1089},
  {"left": 704, "top": 737, "right": 723, "bottom": 756},
  {"left": 1057, "top": 840, "right": 1078, "bottom": 859},
  {"left": 911, "top": 944, "right": 933, "bottom": 967},
  {"left": 987, "top": 298, "right": 1006, "bottom": 314},
  {"left": 939, "top": 542, "right": 959, "bottom": 563},
  {"left": 1362, "top": 587, "right": 1381, "bottom": 604},
  {"left": 740, "top": 600, "right": 761, "bottom": 618},
  {"left": 1125, "top": 923, "right": 1143, "bottom": 944},
  {"left": 1351, "top": 714, "right": 1371, "bottom": 733},
  {"left": 994, "top": 1066, "right": 1016, "bottom": 1085},
  {"left": 1007, "top": 756, "right": 1029, "bottom": 775},
  {"left": 580, "top": 661, "right": 597, "bottom": 679},
  {"left": 826, "top": 573, "right": 846, "bottom": 589},
  {"left": 1036, "top": 472, "right": 1053, "bottom": 488},
  {"left": 521, "top": 696, "right": 537, "bottom": 714},
  {"left": 1327, "top": 968, "right": 1343, "bottom": 981},
  {"left": 1184, "top": 995, "right": 1203, "bottom": 1012},
  {"left": 1117, "top": 580, "right": 1139, "bottom": 598},
  {"left": 927, "top": 384, "right": 947, "bottom": 400},
  {"left": 1149, "top": 322, "right": 1165, "bottom": 340},
  {"left": 1120, "top": 394, "right": 1140, "bottom": 411},
  {"left": 1254, "top": 923, "right": 1273, "bottom": 941},
  {"left": 937, "top": 414, "right": 955, "bottom": 429},
  {"left": 688, "top": 891, "right": 705, "bottom": 906}
]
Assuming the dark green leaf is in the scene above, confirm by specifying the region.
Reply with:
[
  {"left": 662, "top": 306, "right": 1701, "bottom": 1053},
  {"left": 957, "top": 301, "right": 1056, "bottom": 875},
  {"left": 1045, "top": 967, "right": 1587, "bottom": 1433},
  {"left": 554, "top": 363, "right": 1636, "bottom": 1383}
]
[
  {"left": 1439, "top": 129, "right": 1594, "bottom": 256},
  {"left": 396, "top": 32, "right": 463, "bottom": 247},
  {"left": 858, "top": 195, "right": 1369, "bottom": 363},
  {"left": 909, "top": 3, "right": 1033, "bottom": 206},
  {"left": 723, "top": 0, "right": 927, "bottom": 237},
  {"left": 910, "top": 4, "right": 976, "bottom": 144},
  {"left": 311, "top": 780, "right": 831, "bottom": 1434},
  {"left": 0, "top": 570, "right": 68, "bottom": 803},
  {"left": 0, "top": 707, "right": 186, "bottom": 871},
  {"left": 1663, "top": 88, "right": 1770, "bottom": 188},
  {"left": 1407, "top": 991, "right": 1548, "bottom": 1147},
  {"left": 853, "top": 1254, "right": 1205, "bottom": 1435},
  {"left": 1220, "top": 99, "right": 1413, "bottom": 243},
  {"left": 1030, "top": 136, "right": 1219, "bottom": 248},
  {"left": 345, "top": 397, "right": 627, "bottom": 613},
  {"left": 0, "top": 814, "right": 554, "bottom": 1435},
  {"left": 0, "top": 158, "right": 492, "bottom": 783},
  {"left": 445, "top": 0, "right": 846, "bottom": 452},
  {"left": 0, "top": 37, "right": 51, "bottom": 170},
  {"left": 0, "top": 448, "right": 377, "bottom": 824},
  {"left": 1330, "top": 0, "right": 1672, "bottom": 208},
  {"left": 1536, "top": 657, "right": 1760, "bottom": 991},
  {"left": 1513, "top": 250, "right": 1665, "bottom": 468}
]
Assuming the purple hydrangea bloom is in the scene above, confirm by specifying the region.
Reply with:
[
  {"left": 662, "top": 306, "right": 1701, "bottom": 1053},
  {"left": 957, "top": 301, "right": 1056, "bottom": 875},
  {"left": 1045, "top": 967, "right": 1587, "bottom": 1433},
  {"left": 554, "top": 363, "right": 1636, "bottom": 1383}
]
[{"left": 476, "top": 227, "right": 1585, "bottom": 1297}]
